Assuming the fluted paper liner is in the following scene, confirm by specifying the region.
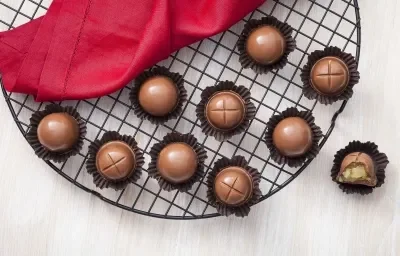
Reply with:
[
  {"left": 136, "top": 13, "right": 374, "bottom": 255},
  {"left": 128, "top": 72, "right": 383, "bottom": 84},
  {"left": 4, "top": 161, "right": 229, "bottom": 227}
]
[
  {"left": 130, "top": 66, "right": 187, "bottom": 124},
  {"left": 238, "top": 16, "right": 296, "bottom": 74},
  {"left": 196, "top": 81, "right": 256, "bottom": 141},
  {"left": 331, "top": 141, "right": 388, "bottom": 195},
  {"left": 86, "top": 131, "right": 144, "bottom": 190},
  {"left": 26, "top": 104, "right": 87, "bottom": 163},
  {"left": 301, "top": 46, "right": 360, "bottom": 105},
  {"left": 265, "top": 107, "right": 323, "bottom": 167},
  {"left": 148, "top": 132, "right": 207, "bottom": 192},
  {"left": 206, "top": 155, "right": 261, "bottom": 217}
]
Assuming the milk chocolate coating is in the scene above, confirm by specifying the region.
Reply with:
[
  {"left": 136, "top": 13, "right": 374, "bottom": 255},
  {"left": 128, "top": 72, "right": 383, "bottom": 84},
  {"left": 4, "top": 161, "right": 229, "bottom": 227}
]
[
  {"left": 310, "top": 57, "right": 349, "bottom": 96},
  {"left": 157, "top": 143, "right": 198, "bottom": 184},
  {"left": 138, "top": 76, "right": 178, "bottom": 116},
  {"left": 37, "top": 113, "right": 79, "bottom": 152},
  {"left": 96, "top": 141, "right": 136, "bottom": 181},
  {"left": 272, "top": 117, "right": 313, "bottom": 157},
  {"left": 337, "top": 152, "right": 377, "bottom": 186},
  {"left": 214, "top": 166, "right": 253, "bottom": 206},
  {"left": 246, "top": 26, "right": 286, "bottom": 65},
  {"left": 205, "top": 91, "right": 245, "bottom": 131}
]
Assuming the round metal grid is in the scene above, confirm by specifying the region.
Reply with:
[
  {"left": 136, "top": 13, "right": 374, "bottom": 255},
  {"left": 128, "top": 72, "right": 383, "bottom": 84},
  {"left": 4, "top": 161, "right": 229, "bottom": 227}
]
[{"left": 0, "top": 0, "right": 361, "bottom": 219}]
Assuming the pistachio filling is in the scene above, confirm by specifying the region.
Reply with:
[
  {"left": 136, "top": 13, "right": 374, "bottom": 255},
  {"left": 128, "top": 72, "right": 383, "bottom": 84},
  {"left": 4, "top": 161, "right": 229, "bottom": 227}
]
[{"left": 337, "top": 162, "right": 371, "bottom": 183}]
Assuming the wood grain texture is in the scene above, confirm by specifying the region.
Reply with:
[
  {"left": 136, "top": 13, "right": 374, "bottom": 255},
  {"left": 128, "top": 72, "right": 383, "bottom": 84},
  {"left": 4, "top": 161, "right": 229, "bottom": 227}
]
[{"left": 0, "top": 0, "right": 399, "bottom": 255}]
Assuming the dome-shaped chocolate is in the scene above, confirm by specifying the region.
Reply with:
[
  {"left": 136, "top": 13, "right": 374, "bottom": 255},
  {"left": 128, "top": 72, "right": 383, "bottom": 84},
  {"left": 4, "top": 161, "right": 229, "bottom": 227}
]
[
  {"left": 246, "top": 26, "right": 286, "bottom": 65},
  {"left": 37, "top": 113, "right": 79, "bottom": 152},
  {"left": 96, "top": 141, "right": 136, "bottom": 181},
  {"left": 272, "top": 117, "right": 313, "bottom": 157},
  {"left": 214, "top": 166, "right": 253, "bottom": 206},
  {"left": 138, "top": 76, "right": 178, "bottom": 116},
  {"left": 157, "top": 142, "right": 198, "bottom": 183},
  {"left": 310, "top": 56, "right": 349, "bottom": 96},
  {"left": 205, "top": 91, "right": 245, "bottom": 131}
]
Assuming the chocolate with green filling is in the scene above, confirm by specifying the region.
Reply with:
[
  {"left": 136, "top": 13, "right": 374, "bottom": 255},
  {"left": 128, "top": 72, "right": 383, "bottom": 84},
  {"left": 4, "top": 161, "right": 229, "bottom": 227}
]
[{"left": 337, "top": 152, "right": 376, "bottom": 187}]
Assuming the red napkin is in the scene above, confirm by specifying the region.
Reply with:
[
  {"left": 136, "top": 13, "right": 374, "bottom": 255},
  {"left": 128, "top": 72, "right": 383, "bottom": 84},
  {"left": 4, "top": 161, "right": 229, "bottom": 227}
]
[{"left": 0, "top": 0, "right": 264, "bottom": 101}]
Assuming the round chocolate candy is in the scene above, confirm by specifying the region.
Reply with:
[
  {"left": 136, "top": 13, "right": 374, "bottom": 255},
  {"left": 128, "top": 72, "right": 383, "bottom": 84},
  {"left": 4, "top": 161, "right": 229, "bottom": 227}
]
[
  {"left": 37, "top": 113, "right": 80, "bottom": 152},
  {"left": 205, "top": 91, "right": 245, "bottom": 131},
  {"left": 272, "top": 117, "right": 313, "bottom": 157},
  {"left": 96, "top": 141, "right": 136, "bottom": 181},
  {"left": 246, "top": 26, "right": 286, "bottom": 65},
  {"left": 157, "top": 143, "right": 198, "bottom": 183},
  {"left": 138, "top": 76, "right": 178, "bottom": 116},
  {"left": 310, "top": 56, "right": 349, "bottom": 96},
  {"left": 214, "top": 166, "right": 253, "bottom": 206},
  {"left": 337, "top": 152, "right": 377, "bottom": 187}
]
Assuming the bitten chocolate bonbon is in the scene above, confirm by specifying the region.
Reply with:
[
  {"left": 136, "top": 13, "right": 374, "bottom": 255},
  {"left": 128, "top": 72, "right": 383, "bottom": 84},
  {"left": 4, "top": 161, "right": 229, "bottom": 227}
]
[
  {"left": 336, "top": 152, "right": 376, "bottom": 187},
  {"left": 331, "top": 141, "right": 389, "bottom": 195},
  {"left": 86, "top": 131, "right": 144, "bottom": 190},
  {"left": 26, "top": 104, "right": 86, "bottom": 163},
  {"left": 148, "top": 133, "right": 207, "bottom": 192}
]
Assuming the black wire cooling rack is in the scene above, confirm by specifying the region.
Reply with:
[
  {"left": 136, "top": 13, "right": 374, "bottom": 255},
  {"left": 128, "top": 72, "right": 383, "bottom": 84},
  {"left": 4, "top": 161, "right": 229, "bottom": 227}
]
[{"left": 0, "top": 0, "right": 361, "bottom": 219}]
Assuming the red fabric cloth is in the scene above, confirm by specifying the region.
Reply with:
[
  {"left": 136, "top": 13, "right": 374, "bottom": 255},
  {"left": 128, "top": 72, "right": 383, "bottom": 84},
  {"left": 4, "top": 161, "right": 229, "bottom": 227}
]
[{"left": 0, "top": 0, "right": 264, "bottom": 101}]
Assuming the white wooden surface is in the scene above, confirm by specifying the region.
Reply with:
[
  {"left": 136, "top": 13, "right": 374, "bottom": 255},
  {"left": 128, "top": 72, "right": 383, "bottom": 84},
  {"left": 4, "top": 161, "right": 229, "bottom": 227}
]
[{"left": 0, "top": 0, "right": 399, "bottom": 255}]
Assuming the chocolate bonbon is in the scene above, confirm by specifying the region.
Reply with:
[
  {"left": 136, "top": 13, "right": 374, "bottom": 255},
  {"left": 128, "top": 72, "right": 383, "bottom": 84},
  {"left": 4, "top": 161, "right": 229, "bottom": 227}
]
[
  {"left": 206, "top": 156, "right": 261, "bottom": 217},
  {"left": 26, "top": 104, "right": 86, "bottom": 163},
  {"left": 196, "top": 81, "right": 256, "bottom": 141},
  {"left": 130, "top": 66, "right": 187, "bottom": 124},
  {"left": 96, "top": 141, "right": 137, "bottom": 181},
  {"left": 138, "top": 76, "right": 178, "bottom": 117},
  {"left": 331, "top": 141, "right": 389, "bottom": 195},
  {"left": 301, "top": 46, "right": 360, "bottom": 105},
  {"left": 205, "top": 91, "right": 245, "bottom": 131},
  {"left": 238, "top": 16, "right": 296, "bottom": 73},
  {"left": 272, "top": 117, "right": 313, "bottom": 157},
  {"left": 265, "top": 107, "right": 323, "bottom": 167},
  {"left": 86, "top": 131, "right": 144, "bottom": 190},
  {"left": 214, "top": 166, "right": 253, "bottom": 206},
  {"left": 246, "top": 26, "right": 286, "bottom": 65},
  {"left": 37, "top": 113, "right": 80, "bottom": 153},
  {"left": 157, "top": 142, "right": 198, "bottom": 183},
  {"left": 310, "top": 57, "right": 349, "bottom": 96},
  {"left": 148, "top": 133, "right": 207, "bottom": 192},
  {"left": 336, "top": 152, "right": 376, "bottom": 187}
]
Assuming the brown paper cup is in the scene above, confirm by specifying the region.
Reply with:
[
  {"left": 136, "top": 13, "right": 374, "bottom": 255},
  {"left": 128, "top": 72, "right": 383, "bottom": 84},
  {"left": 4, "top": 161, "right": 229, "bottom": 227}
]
[
  {"left": 206, "top": 155, "right": 262, "bottom": 217},
  {"left": 301, "top": 46, "right": 360, "bottom": 105},
  {"left": 26, "top": 104, "right": 87, "bottom": 163},
  {"left": 196, "top": 81, "right": 256, "bottom": 141},
  {"left": 238, "top": 16, "right": 296, "bottom": 74},
  {"left": 265, "top": 107, "right": 323, "bottom": 167},
  {"left": 148, "top": 132, "right": 207, "bottom": 192},
  {"left": 331, "top": 141, "right": 389, "bottom": 195},
  {"left": 130, "top": 66, "right": 187, "bottom": 125},
  {"left": 86, "top": 131, "right": 144, "bottom": 190}
]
